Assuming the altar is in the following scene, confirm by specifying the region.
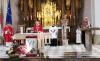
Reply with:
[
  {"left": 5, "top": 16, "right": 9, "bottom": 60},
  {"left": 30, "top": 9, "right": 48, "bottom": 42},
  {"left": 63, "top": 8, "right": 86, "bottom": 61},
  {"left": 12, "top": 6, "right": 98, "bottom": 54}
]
[
  {"left": 13, "top": 32, "right": 51, "bottom": 44},
  {"left": 13, "top": 33, "right": 51, "bottom": 55}
]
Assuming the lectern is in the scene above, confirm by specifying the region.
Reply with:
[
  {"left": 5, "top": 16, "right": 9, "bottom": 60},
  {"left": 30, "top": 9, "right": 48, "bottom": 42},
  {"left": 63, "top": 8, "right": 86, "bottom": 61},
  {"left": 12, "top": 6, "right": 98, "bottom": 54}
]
[{"left": 82, "top": 27, "right": 100, "bottom": 51}]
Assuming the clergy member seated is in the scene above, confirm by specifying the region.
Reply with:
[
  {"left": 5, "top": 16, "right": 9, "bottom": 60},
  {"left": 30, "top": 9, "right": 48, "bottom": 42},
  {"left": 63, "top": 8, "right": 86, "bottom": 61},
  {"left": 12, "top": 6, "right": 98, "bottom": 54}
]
[
  {"left": 3, "top": 24, "right": 14, "bottom": 47},
  {"left": 33, "top": 20, "right": 44, "bottom": 33},
  {"left": 49, "top": 24, "right": 58, "bottom": 46}
]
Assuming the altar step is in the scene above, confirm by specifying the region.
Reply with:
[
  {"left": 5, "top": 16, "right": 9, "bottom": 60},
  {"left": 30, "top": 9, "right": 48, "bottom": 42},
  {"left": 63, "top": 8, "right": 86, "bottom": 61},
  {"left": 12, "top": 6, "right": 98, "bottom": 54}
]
[
  {"left": 43, "top": 44, "right": 86, "bottom": 58},
  {"left": 0, "top": 44, "right": 100, "bottom": 58},
  {"left": 43, "top": 44, "right": 100, "bottom": 58}
]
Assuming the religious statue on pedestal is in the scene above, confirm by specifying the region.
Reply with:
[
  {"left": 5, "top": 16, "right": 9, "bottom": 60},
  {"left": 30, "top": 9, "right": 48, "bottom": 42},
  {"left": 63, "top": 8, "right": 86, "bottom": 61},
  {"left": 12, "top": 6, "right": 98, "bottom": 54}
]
[{"left": 61, "top": 15, "right": 70, "bottom": 46}]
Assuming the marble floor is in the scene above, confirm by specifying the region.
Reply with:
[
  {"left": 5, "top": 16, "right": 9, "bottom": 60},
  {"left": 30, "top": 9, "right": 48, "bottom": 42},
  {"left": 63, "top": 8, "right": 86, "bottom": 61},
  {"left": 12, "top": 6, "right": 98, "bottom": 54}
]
[
  {"left": 42, "top": 44, "right": 86, "bottom": 58},
  {"left": 0, "top": 44, "right": 100, "bottom": 59},
  {"left": 42, "top": 44, "right": 100, "bottom": 58},
  {"left": 0, "top": 45, "right": 10, "bottom": 58}
]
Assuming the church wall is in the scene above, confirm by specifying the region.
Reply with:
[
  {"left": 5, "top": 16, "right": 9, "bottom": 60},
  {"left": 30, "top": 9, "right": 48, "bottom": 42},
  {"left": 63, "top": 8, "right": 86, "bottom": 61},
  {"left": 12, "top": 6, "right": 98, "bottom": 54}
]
[
  {"left": 2, "top": 0, "right": 7, "bottom": 28},
  {"left": 94, "top": 0, "right": 100, "bottom": 44},
  {"left": 83, "top": 0, "right": 93, "bottom": 26},
  {"left": 2, "top": 0, "right": 93, "bottom": 32},
  {"left": 94, "top": 0, "right": 100, "bottom": 35},
  {"left": 83, "top": 0, "right": 100, "bottom": 44},
  {"left": 1, "top": 0, "right": 100, "bottom": 44},
  {"left": 83, "top": 0, "right": 100, "bottom": 30},
  {"left": 83, "top": 0, "right": 95, "bottom": 27},
  {"left": 10, "top": 0, "right": 19, "bottom": 32},
  {"left": 2, "top": 0, "right": 19, "bottom": 32},
  {"left": 83, "top": 0, "right": 91, "bottom": 22}
]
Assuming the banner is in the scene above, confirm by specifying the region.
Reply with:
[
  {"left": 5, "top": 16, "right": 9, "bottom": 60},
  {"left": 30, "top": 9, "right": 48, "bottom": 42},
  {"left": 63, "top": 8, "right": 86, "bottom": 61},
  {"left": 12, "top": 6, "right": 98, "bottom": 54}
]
[{"left": 6, "top": 0, "right": 12, "bottom": 25}]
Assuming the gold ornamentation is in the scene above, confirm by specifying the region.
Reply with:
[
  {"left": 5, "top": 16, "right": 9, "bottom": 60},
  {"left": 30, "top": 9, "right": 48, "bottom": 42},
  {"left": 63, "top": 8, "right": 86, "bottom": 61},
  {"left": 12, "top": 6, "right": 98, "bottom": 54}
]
[
  {"left": 20, "top": 0, "right": 24, "bottom": 11},
  {"left": 29, "top": 0, "right": 33, "bottom": 9},
  {"left": 37, "top": 0, "right": 61, "bottom": 27},
  {"left": 66, "top": 0, "right": 71, "bottom": 9}
]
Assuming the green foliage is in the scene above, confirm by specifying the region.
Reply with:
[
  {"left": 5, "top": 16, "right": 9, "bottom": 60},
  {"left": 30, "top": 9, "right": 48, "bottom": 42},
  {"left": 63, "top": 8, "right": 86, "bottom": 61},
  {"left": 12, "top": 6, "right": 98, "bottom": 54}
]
[
  {"left": 30, "top": 19, "right": 36, "bottom": 27},
  {"left": 0, "top": 36, "right": 4, "bottom": 41},
  {"left": 0, "top": 36, "right": 4, "bottom": 45}
]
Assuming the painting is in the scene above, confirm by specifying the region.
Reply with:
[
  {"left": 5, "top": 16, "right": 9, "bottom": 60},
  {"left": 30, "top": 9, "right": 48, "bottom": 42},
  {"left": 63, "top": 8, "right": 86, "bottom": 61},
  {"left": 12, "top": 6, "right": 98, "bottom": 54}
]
[{"left": 26, "top": 36, "right": 38, "bottom": 55}]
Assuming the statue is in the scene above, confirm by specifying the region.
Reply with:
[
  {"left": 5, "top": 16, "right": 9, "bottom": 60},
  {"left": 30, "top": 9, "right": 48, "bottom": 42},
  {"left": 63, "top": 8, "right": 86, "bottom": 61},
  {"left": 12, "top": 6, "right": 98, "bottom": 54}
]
[{"left": 61, "top": 15, "right": 70, "bottom": 46}]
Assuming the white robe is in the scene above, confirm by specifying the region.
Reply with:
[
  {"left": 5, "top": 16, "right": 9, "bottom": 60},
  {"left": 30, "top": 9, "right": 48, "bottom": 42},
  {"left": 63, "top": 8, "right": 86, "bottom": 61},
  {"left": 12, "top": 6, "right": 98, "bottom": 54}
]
[
  {"left": 49, "top": 26, "right": 58, "bottom": 39},
  {"left": 76, "top": 29, "right": 82, "bottom": 43}
]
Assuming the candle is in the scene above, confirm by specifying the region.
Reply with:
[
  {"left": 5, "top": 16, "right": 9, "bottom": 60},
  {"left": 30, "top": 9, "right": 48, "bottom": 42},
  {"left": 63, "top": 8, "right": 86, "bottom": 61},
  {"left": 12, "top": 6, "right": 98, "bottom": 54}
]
[{"left": 20, "top": 26, "right": 23, "bottom": 34}]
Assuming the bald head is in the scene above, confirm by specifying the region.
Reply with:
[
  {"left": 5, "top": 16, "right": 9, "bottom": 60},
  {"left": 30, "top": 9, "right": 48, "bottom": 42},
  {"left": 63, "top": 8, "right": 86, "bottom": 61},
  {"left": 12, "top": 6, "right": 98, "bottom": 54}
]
[{"left": 84, "top": 17, "right": 88, "bottom": 21}]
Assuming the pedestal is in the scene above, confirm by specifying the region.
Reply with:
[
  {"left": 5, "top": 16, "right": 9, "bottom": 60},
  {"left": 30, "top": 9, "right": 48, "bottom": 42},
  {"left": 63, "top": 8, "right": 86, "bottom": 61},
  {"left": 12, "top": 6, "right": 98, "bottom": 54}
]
[
  {"left": 62, "top": 26, "right": 70, "bottom": 46},
  {"left": 63, "top": 39, "right": 68, "bottom": 46}
]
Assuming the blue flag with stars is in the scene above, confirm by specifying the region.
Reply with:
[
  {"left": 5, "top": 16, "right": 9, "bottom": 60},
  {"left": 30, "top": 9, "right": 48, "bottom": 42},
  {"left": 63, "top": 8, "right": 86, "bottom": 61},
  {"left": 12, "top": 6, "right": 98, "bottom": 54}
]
[{"left": 6, "top": 0, "right": 12, "bottom": 25}]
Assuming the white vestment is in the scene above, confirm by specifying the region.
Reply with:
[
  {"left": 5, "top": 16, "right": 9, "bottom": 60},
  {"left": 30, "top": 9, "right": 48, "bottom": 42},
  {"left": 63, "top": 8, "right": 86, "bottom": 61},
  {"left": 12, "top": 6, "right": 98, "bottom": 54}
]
[
  {"left": 76, "top": 29, "right": 82, "bottom": 43},
  {"left": 49, "top": 26, "right": 58, "bottom": 39}
]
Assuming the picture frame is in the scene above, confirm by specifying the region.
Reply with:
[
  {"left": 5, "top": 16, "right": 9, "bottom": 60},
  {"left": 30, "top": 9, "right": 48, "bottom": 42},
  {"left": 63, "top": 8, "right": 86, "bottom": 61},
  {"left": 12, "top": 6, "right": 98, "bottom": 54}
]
[{"left": 25, "top": 36, "right": 38, "bottom": 56}]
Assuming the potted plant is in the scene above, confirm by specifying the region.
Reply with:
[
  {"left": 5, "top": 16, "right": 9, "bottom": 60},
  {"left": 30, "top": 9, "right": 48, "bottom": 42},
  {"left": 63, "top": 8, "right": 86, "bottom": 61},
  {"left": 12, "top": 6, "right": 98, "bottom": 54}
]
[{"left": 0, "top": 36, "right": 4, "bottom": 45}]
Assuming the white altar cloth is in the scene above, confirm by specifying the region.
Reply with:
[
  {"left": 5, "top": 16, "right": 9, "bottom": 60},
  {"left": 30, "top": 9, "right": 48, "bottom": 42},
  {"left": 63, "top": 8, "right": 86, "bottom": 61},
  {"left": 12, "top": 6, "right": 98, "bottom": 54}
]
[
  {"left": 13, "top": 33, "right": 51, "bottom": 40},
  {"left": 13, "top": 33, "right": 51, "bottom": 53}
]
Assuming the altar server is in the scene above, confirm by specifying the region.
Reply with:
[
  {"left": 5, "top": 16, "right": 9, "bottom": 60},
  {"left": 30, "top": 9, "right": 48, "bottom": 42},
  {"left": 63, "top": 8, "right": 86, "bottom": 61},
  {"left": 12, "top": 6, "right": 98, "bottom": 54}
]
[
  {"left": 49, "top": 24, "right": 58, "bottom": 46},
  {"left": 3, "top": 24, "right": 14, "bottom": 47},
  {"left": 76, "top": 26, "right": 82, "bottom": 44}
]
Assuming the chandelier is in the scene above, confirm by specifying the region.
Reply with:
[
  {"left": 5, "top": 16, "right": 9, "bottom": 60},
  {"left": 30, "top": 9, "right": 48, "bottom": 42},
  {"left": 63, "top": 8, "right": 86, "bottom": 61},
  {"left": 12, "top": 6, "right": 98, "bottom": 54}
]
[{"left": 37, "top": 0, "right": 61, "bottom": 27}]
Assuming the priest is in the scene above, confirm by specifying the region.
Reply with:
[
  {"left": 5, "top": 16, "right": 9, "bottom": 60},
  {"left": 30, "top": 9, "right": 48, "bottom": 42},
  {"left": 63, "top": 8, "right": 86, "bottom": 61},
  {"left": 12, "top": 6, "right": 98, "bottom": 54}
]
[
  {"left": 81, "top": 17, "right": 90, "bottom": 47},
  {"left": 33, "top": 20, "right": 44, "bottom": 32},
  {"left": 33, "top": 20, "right": 44, "bottom": 54}
]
